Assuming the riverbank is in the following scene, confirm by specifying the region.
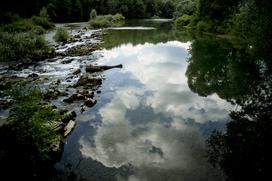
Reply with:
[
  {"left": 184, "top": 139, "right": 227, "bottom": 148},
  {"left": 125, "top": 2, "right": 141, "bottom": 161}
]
[{"left": 0, "top": 23, "right": 123, "bottom": 179}]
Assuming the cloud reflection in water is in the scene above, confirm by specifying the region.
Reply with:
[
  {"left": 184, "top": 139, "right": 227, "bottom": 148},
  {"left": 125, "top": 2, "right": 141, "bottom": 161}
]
[{"left": 79, "top": 41, "right": 232, "bottom": 180}]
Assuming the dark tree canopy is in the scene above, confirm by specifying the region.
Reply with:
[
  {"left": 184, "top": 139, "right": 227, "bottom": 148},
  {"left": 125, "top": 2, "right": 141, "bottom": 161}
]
[{"left": 0, "top": 0, "right": 177, "bottom": 22}]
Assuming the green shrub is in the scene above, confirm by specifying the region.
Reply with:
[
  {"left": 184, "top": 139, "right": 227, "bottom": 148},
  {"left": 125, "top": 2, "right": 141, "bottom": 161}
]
[
  {"left": 89, "top": 16, "right": 112, "bottom": 28},
  {"left": 1, "top": 19, "right": 45, "bottom": 34},
  {"left": 0, "top": 32, "right": 54, "bottom": 63},
  {"left": 89, "top": 13, "right": 125, "bottom": 28},
  {"left": 31, "top": 16, "right": 55, "bottom": 30},
  {"left": 174, "top": 15, "right": 192, "bottom": 29},
  {"left": 0, "top": 83, "right": 63, "bottom": 179},
  {"left": 53, "top": 27, "right": 70, "bottom": 43}
]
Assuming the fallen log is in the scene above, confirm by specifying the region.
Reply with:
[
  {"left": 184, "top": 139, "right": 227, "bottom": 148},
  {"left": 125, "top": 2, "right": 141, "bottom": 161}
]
[{"left": 86, "top": 64, "right": 123, "bottom": 73}]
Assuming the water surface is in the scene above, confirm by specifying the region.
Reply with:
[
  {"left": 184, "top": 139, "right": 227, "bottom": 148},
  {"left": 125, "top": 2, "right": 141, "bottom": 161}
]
[{"left": 57, "top": 20, "right": 254, "bottom": 181}]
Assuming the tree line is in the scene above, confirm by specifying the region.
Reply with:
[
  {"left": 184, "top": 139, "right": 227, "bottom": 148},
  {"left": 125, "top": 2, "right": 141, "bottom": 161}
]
[
  {"left": 174, "top": 0, "right": 272, "bottom": 65},
  {"left": 0, "top": 0, "right": 177, "bottom": 22}
]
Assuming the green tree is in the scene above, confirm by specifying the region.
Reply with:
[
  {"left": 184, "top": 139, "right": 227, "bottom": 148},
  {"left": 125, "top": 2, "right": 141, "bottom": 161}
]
[
  {"left": 133, "top": 0, "right": 146, "bottom": 18},
  {"left": 173, "top": 0, "right": 197, "bottom": 18}
]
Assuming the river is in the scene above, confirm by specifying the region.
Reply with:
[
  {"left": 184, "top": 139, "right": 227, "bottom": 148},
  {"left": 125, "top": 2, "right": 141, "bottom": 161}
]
[
  {"left": 2, "top": 19, "right": 270, "bottom": 180},
  {"left": 54, "top": 20, "right": 241, "bottom": 181}
]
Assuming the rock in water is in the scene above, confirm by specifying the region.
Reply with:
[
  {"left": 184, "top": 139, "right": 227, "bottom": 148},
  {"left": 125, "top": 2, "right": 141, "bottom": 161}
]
[
  {"left": 72, "top": 69, "right": 81, "bottom": 75},
  {"left": 75, "top": 75, "right": 103, "bottom": 87},
  {"left": 84, "top": 98, "right": 97, "bottom": 107},
  {"left": 64, "top": 120, "right": 76, "bottom": 137}
]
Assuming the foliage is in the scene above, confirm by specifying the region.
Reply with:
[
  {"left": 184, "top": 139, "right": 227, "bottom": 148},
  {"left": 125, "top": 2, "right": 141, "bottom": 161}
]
[
  {"left": 30, "top": 7, "right": 55, "bottom": 30},
  {"left": 230, "top": 0, "right": 272, "bottom": 65},
  {"left": 0, "top": 83, "right": 63, "bottom": 180},
  {"left": 53, "top": 27, "right": 70, "bottom": 43},
  {"left": 1, "top": 19, "right": 45, "bottom": 34},
  {"left": 0, "top": 31, "right": 54, "bottom": 63},
  {"left": 174, "top": 15, "right": 192, "bottom": 29},
  {"left": 31, "top": 16, "right": 55, "bottom": 30},
  {"left": 1, "top": 9, "right": 54, "bottom": 34},
  {"left": 89, "top": 13, "right": 125, "bottom": 28},
  {"left": 0, "top": 0, "right": 178, "bottom": 22},
  {"left": 90, "top": 16, "right": 112, "bottom": 28},
  {"left": 195, "top": 21, "right": 212, "bottom": 32},
  {"left": 173, "top": 0, "right": 272, "bottom": 43},
  {"left": 173, "top": 0, "right": 197, "bottom": 18}
]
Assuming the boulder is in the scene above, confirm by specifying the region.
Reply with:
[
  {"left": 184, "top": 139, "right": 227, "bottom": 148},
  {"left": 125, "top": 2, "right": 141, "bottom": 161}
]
[
  {"left": 84, "top": 98, "right": 97, "bottom": 107},
  {"left": 63, "top": 93, "right": 85, "bottom": 103},
  {"left": 75, "top": 75, "right": 103, "bottom": 87}
]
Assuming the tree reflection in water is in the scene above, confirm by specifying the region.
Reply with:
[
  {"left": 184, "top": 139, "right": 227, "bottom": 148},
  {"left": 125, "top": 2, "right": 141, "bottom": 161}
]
[
  {"left": 186, "top": 36, "right": 272, "bottom": 180},
  {"left": 207, "top": 78, "right": 272, "bottom": 181}
]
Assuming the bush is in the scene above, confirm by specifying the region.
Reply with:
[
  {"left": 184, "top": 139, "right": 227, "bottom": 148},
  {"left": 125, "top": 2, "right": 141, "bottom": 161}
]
[
  {"left": 1, "top": 19, "right": 45, "bottom": 34},
  {"left": 0, "top": 32, "right": 54, "bottom": 63},
  {"left": 53, "top": 27, "right": 70, "bottom": 43},
  {"left": 90, "top": 16, "right": 111, "bottom": 28},
  {"left": 174, "top": 15, "right": 192, "bottom": 29},
  {"left": 0, "top": 83, "right": 63, "bottom": 179},
  {"left": 89, "top": 13, "right": 125, "bottom": 28},
  {"left": 30, "top": 7, "right": 55, "bottom": 30},
  {"left": 31, "top": 16, "right": 55, "bottom": 30}
]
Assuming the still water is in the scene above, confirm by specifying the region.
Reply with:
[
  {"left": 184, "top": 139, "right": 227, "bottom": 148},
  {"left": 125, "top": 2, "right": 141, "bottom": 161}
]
[{"left": 57, "top": 20, "right": 262, "bottom": 181}]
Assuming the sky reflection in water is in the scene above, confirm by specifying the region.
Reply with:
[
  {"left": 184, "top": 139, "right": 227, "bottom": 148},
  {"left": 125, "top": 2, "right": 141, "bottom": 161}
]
[{"left": 70, "top": 38, "right": 234, "bottom": 180}]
